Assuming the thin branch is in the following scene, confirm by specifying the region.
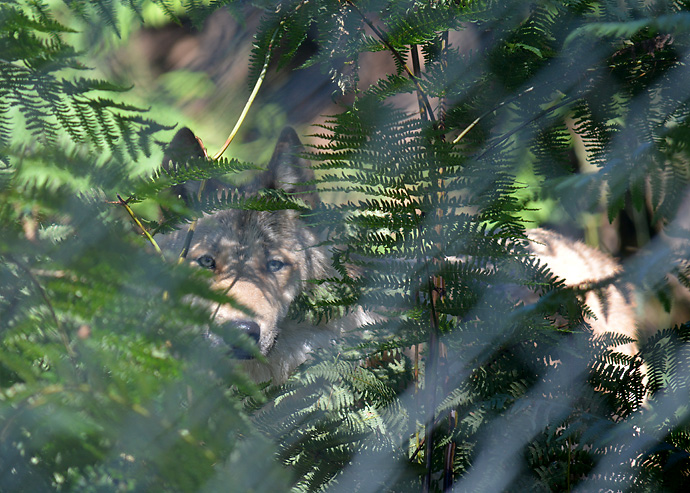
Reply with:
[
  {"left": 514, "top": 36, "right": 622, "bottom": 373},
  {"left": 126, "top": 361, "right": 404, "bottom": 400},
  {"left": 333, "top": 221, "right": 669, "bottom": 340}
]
[
  {"left": 422, "top": 274, "right": 441, "bottom": 493},
  {"left": 117, "top": 194, "right": 165, "bottom": 259},
  {"left": 438, "top": 30, "right": 455, "bottom": 492},
  {"left": 177, "top": 178, "right": 207, "bottom": 263},
  {"left": 346, "top": 0, "right": 436, "bottom": 121},
  {"left": 452, "top": 86, "right": 535, "bottom": 145},
  {"left": 410, "top": 436, "right": 426, "bottom": 462},
  {"left": 475, "top": 95, "right": 574, "bottom": 160},
  {"left": 443, "top": 410, "right": 457, "bottom": 490},
  {"left": 410, "top": 209, "right": 444, "bottom": 493},
  {"left": 438, "top": 31, "right": 449, "bottom": 134},
  {"left": 176, "top": 29, "right": 278, "bottom": 262},
  {"left": 411, "top": 45, "right": 429, "bottom": 123},
  {"left": 8, "top": 255, "right": 78, "bottom": 366},
  {"left": 212, "top": 28, "right": 277, "bottom": 161}
]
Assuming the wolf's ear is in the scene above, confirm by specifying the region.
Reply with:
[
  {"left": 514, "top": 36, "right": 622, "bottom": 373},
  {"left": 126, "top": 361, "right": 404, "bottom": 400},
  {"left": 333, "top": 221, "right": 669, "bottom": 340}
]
[
  {"left": 163, "top": 127, "right": 206, "bottom": 166},
  {"left": 162, "top": 127, "right": 227, "bottom": 205},
  {"left": 161, "top": 127, "right": 207, "bottom": 204},
  {"left": 262, "top": 127, "right": 318, "bottom": 208}
]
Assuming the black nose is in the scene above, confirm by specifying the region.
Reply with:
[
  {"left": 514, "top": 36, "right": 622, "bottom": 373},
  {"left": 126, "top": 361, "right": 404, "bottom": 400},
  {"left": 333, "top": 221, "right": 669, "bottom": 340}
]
[
  {"left": 232, "top": 320, "right": 261, "bottom": 345},
  {"left": 224, "top": 320, "right": 261, "bottom": 360},
  {"left": 204, "top": 320, "right": 262, "bottom": 359}
]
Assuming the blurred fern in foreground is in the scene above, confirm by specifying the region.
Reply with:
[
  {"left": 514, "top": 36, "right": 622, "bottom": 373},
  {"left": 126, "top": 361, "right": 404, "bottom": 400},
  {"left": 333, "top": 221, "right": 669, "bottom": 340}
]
[{"left": 3, "top": 0, "right": 690, "bottom": 491}]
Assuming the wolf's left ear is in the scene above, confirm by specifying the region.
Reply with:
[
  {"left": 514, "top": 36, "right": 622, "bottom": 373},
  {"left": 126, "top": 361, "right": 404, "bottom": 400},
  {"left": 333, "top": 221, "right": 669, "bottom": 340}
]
[{"left": 263, "top": 127, "right": 318, "bottom": 208}]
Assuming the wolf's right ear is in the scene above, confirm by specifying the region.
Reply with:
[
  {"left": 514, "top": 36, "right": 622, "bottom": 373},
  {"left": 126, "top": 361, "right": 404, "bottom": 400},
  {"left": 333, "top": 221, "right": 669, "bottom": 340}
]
[
  {"left": 163, "top": 127, "right": 206, "bottom": 166},
  {"left": 161, "top": 127, "right": 206, "bottom": 204},
  {"left": 162, "top": 127, "right": 226, "bottom": 205},
  {"left": 262, "top": 127, "right": 318, "bottom": 208}
]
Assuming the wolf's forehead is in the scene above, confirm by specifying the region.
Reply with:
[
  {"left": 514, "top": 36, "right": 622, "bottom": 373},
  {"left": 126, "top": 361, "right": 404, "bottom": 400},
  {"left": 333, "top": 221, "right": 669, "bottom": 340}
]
[{"left": 195, "top": 210, "right": 278, "bottom": 249}]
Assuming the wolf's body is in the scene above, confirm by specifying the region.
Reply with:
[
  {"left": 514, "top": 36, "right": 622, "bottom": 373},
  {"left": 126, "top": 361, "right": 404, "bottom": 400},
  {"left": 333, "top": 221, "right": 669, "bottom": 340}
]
[
  {"left": 526, "top": 228, "right": 638, "bottom": 358},
  {"left": 157, "top": 128, "right": 638, "bottom": 384}
]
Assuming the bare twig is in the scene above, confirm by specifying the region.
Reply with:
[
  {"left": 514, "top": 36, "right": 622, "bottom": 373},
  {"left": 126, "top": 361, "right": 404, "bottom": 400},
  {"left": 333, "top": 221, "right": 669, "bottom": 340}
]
[
  {"left": 452, "top": 86, "right": 535, "bottom": 145},
  {"left": 422, "top": 274, "right": 442, "bottom": 493},
  {"left": 346, "top": 1, "right": 436, "bottom": 121},
  {"left": 475, "top": 95, "right": 574, "bottom": 160},
  {"left": 8, "top": 256, "right": 78, "bottom": 367},
  {"left": 117, "top": 194, "right": 165, "bottom": 259},
  {"left": 177, "top": 177, "right": 207, "bottom": 263},
  {"left": 411, "top": 45, "right": 429, "bottom": 123},
  {"left": 176, "top": 29, "right": 277, "bottom": 262},
  {"left": 443, "top": 409, "right": 457, "bottom": 490},
  {"left": 410, "top": 435, "right": 426, "bottom": 462},
  {"left": 212, "top": 28, "right": 277, "bottom": 161}
]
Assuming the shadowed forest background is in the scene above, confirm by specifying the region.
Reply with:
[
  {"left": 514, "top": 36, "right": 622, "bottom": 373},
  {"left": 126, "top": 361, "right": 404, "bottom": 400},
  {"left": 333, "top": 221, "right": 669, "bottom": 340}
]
[{"left": 4, "top": 0, "right": 690, "bottom": 491}]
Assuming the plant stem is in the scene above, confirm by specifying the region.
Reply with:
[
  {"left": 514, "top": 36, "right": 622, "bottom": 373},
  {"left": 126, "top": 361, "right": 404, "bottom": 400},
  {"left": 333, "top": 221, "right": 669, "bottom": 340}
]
[
  {"left": 423, "top": 274, "right": 442, "bottom": 493},
  {"left": 452, "top": 86, "right": 535, "bottom": 145},
  {"left": 117, "top": 195, "right": 165, "bottom": 259},
  {"left": 411, "top": 45, "right": 429, "bottom": 123},
  {"left": 212, "top": 29, "right": 277, "bottom": 161},
  {"left": 9, "top": 256, "right": 78, "bottom": 366},
  {"left": 475, "top": 95, "right": 573, "bottom": 160},
  {"left": 346, "top": 0, "right": 436, "bottom": 121},
  {"left": 178, "top": 29, "right": 277, "bottom": 261},
  {"left": 177, "top": 178, "right": 207, "bottom": 262}
]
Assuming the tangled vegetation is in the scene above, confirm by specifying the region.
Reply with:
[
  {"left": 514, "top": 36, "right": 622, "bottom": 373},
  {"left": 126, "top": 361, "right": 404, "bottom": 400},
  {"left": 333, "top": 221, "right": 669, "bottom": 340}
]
[{"left": 3, "top": 0, "right": 690, "bottom": 491}]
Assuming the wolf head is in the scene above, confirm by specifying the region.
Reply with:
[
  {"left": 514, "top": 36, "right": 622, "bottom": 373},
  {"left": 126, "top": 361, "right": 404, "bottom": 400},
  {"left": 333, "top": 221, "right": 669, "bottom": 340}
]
[{"left": 157, "top": 128, "right": 334, "bottom": 382}]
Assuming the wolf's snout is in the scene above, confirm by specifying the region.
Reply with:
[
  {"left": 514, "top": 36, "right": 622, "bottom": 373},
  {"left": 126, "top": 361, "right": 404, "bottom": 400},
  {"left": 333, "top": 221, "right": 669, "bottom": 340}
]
[
  {"left": 204, "top": 320, "right": 262, "bottom": 359},
  {"left": 233, "top": 320, "right": 261, "bottom": 344},
  {"left": 226, "top": 320, "right": 261, "bottom": 360}
]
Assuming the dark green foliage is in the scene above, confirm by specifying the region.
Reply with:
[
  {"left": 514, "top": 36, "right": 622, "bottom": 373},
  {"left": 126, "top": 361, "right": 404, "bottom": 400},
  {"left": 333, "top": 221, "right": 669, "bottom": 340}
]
[
  {"left": 0, "top": 1, "right": 170, "bottom": 162},
  {"left": 4, "top": 0, "right": 690, "bottom": 492}
]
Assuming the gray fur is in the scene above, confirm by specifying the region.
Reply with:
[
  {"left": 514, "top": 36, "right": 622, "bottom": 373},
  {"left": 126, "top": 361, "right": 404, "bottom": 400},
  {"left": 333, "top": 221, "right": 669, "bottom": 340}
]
[{"left": 157, "top": 127, "right": 360, "bottom": 384}]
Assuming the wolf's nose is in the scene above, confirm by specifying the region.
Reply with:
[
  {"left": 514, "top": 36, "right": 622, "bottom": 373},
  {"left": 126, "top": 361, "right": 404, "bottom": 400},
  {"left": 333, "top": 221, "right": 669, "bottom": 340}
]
[
  {"left": 215, "top": 320, "right": 261, "bottom": 360},
  {"left": 233, "top": 320, "right": 261, "bottom": 345},
  {"left": 227, "top": 320, "right": 261, "bottom": 360}
]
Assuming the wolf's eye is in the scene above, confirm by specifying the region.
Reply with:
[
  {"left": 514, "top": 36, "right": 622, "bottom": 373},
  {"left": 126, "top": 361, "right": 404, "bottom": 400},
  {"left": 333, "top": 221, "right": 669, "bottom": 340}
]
[
  {"left": 266, "top": 259, "right": 285, "bottom": 273},
  {"left": 197, "top": 254, "right": 216, "bottom": 270}
]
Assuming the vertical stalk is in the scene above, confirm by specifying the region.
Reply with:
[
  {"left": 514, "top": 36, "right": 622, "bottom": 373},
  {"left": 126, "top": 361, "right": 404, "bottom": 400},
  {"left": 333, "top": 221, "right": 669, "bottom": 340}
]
[
  {"left": 212, "top": 28, "right": 276, "bottom": 162},
  {"left": 423, "top": 276, "right": 442, "bottom": 493},
  {"left": 410, "top": 43, "right": 445, "bottom": 493},
  {"left": 411, "top": 46, "right": 428, "bottom": 123},
  {"left": 437, "top": 30, "right": 456, "bottom": 491},
  {"left": 9, "top": 256, "right": 79, "bottom": 372}
]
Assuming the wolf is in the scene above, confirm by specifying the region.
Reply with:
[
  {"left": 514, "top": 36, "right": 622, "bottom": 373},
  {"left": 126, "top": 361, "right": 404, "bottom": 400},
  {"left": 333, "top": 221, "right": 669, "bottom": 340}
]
[
  {"left": 156, "top": 127, "right": 362, "bottom": 384},
  {"left": 156, "top": 127, "right": 639, "bottom": 385}
]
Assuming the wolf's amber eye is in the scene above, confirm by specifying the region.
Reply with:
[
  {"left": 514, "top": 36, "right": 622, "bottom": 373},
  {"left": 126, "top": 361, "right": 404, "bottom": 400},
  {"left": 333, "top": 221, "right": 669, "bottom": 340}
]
[
  {"left": 266, "top": 259, "right": 285, "bottom": 273},
  {"left": 197, "top": 254, "right": 216, "bottom": 270}
]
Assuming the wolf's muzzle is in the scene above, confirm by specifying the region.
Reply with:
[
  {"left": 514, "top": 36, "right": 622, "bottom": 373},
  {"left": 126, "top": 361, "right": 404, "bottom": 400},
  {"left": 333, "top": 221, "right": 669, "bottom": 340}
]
[{"left": 204, "top": 320, "right": 261, "bottom": 360}]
